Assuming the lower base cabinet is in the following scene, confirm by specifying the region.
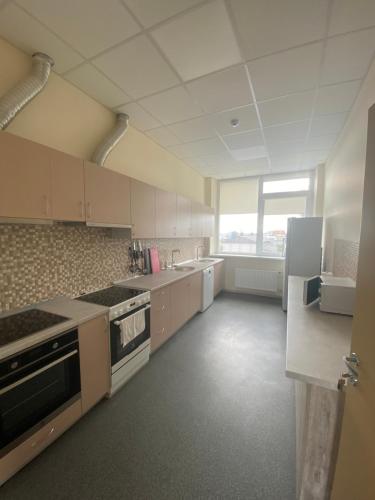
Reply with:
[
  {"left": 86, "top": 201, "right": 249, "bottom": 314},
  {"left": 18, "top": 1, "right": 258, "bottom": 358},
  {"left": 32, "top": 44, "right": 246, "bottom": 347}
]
[
  {"left": 0, "top": 400, "right": 82, "bottom": 486},
  {"left": 214, "top": 261, "right": 224, "bottom": 296},
  {"left": 79, "top": 315, "right": 111, "bottom": 414},
  {"left": 151, "top": 272, "right": 203, "bottom": 352}
]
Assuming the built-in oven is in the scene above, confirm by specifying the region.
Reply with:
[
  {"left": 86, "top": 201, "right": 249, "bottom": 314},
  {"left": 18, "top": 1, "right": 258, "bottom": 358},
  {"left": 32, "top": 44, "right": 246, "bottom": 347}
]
[
  {"left": 110, "top": 303, "right": 151, "bottom": 371},
  {"left": 0, "top": 329, "right": 80, "bottom": 455}
]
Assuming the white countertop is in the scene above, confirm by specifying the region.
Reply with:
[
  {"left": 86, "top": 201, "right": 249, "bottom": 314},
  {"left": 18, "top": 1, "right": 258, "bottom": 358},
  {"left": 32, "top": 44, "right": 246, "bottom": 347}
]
[
  {"left": 286, "top": 276, "right": 352, "bottom": 391},
  {"left": 116, "top": 258, "right": 224, "bottom": 291},
  {"left": 0, "top": 297, "right": 108, "bottom": 360}
]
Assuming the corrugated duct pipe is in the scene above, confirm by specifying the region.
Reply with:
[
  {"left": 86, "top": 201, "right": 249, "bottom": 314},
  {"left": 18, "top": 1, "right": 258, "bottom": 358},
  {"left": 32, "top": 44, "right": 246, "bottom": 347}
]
[
  {"left": 0, "top": 52, "right": 54, "bottom": 130},
  {"left": 91, "top": 113, "right": 129, "bottom": 166}
]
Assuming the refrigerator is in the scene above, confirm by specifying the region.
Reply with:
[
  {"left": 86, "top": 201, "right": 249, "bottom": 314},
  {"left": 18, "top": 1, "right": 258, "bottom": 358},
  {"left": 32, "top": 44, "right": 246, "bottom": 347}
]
[{"left": 282, "top": 217, "right": 323, "bottom": 311}]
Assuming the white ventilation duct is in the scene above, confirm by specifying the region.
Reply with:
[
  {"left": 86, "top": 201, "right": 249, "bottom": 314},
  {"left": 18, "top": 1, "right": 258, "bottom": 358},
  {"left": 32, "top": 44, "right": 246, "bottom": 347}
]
[
  {"left": 0, "top": 52, "right": 54, "bottom": 130},
  {"left": 91, "top": 113, "right": 129, "bottom": 166}
]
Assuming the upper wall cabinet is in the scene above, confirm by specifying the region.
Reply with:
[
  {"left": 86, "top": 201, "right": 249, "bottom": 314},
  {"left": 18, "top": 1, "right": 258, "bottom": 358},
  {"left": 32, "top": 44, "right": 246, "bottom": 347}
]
[
  {"left": 51, "top": 151, "right": 85, "bottom": 222},
  {"left": 176, "top": 195, "right": 192, "bottom": 238},
  {"left": 0, "top": 132, "right": 51, "bottom": 220},
  {"left": 84, "top": 161, "right": 131, "bottom": 227},
  {"left": 130, "top": 179, "right": 155, "bottom": 239},
  {"left": 155, "top": 188, "right": 177, "bottom": 238}
]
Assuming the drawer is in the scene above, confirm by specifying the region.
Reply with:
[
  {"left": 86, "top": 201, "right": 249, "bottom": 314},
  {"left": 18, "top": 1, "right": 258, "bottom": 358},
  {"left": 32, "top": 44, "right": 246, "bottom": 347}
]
[
  {"left": 0, "top": 399, "right": 82, "bottom": 485},
  {"left": 151, "top": 286, "right": 170, "bottom": 312}
]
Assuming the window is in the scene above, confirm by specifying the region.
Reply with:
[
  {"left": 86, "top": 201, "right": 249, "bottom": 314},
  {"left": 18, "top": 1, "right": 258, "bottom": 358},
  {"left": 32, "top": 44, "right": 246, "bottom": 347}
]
[{"left": 217, "top": 172, "right": 314, "bottom": 257}]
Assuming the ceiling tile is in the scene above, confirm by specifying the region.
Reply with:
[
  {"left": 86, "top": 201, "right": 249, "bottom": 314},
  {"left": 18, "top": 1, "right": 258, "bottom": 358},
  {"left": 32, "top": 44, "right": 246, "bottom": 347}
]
[
  {"left": 116, "top": 102, "right": 161, "bottom": 131},
  {"left": 168, "top": 116, "right": 215, "bottom": 142},
  {"left": 300, "top": 150, "right": 329, "bottom": 169},
  {"left": 320, "top": 29, "right": 375, "bottom": 85},
  {"left": 212, "top": 105, "right": 260, "bottom": 135},
  {"left": 315, "top": 80, "right": 361, "bottom": 115},
  {"left": 248, "top": 43, "right": 323, "bottom": 101},
  {"left": 139, "top": 86, "right": 203, "bottom": 124},
  {"left": 64, "top": 63, "right": 130, "bottom": 108},
  {"left": 329, "top": 0, "right": 375, "bottom": 36},
  {"left": 169, "top": 137, "right": 227, "bottom": 158},
  {"left": 151, "top": 0, "right": 241, "bottom": 81},
  {"left": 124, "top": 0, "right": 203, "bottom": 28},
  {"left": 223, "top": 129, "right": 263, "bottom": 150},
  {"left": 230, "top": 145, "right": 267, "bottom": 161},
  {"left": 258, "top": 91, "right": 315, "bottom": 126},
  {"left": 310, "top": 112, "right": 348, "bottom": 137},
  {"left": 264, "top": 120, "right": 310, "bottom": 144},
  {"left": 229, "top": 0, "right": 329, "bottom": 60},
  {"left": 17, "top": 0, "right": 140, "bottom": 58},
  {"left": 93, "top": 35, "right": 179, "bottom": 99},
  {"left": 146, "top": 127, "right": 180, "bottom": 147},
  {"left": 268, "top": 140, "right": 305, "bottom": 156},
  {"left": 269, "top": 152, "right": 302, "bottom": 171},
  {"left": 306, "top": 134, "right": 338, "bottom": 151},
  {"left": 186, "top": 65, "right": 252, "bottom": 113},
  {"left": 199, "top": 151, "right": 235, "bottom": 167},
  {"left": 0, "top": 3, "right": 83, "bottom": 73}
]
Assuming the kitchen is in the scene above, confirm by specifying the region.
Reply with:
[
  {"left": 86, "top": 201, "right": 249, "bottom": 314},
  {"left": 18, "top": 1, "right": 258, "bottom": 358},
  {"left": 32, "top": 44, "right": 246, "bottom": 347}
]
[{"left": 0, "top": 1, "right": 375, "bottom": 499}]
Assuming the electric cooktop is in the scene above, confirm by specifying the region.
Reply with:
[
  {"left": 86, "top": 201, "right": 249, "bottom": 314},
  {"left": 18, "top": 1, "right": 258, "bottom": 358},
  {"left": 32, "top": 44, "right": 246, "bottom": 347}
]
[
  {"left": 0, "top": 309, "right": 70, "bottom": 347},
  {"left": 75, "top": 286, "right": 146, "bottom": 308}
]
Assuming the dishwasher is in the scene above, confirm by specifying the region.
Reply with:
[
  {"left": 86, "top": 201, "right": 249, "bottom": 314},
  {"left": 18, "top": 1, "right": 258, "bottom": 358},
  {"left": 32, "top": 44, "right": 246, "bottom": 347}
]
[{"left": 201, "top": 266, "right": 214, "bottom": 312}]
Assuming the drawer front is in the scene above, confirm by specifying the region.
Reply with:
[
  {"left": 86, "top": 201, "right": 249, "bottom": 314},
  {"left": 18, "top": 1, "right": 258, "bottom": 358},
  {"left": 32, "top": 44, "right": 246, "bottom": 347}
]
[
  {"left": 0, "top": 400, "right": 82, "bottom": 485},
  {"left": 151, "top": 302, "right": 170, "bottom": 352},
  {"left": 151, "top": 286, "right": 170, "bottom": 312}
]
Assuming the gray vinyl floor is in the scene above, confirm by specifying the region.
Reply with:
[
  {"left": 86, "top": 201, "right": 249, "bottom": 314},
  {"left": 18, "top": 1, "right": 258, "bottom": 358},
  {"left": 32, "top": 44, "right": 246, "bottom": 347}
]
[{"left": 1, "top": 292, "right": 295, "bottom": 500}]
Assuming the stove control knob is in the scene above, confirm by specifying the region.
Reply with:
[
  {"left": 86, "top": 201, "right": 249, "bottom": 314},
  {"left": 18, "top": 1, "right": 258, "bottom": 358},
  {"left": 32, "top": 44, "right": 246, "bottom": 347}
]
[
  {"left": 11, "top": 361, "right": 19, "bottom": 370},
  {"left": 52, "top": 342, "right": 59, "bottom": 350}
]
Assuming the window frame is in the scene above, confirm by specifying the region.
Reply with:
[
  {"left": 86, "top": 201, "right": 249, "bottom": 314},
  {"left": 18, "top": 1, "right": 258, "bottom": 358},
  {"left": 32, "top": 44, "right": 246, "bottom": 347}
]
[{"left": 216, "top": 170, "right": 315, "bottom": 258}]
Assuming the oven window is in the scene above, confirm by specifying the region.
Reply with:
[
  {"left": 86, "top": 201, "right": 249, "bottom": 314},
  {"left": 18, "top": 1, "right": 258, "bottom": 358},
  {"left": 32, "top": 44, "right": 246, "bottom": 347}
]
[{"left": 0, "top": 348, "right": 80, "bottom": 451}]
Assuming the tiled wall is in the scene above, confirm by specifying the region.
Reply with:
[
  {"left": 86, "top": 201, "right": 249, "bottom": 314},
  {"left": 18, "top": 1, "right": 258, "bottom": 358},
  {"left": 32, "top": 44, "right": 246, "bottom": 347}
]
[
  {"left": 332, "top": 238, "right": 359, "bottom": 281},
  {"left": 0, "top": 223, "right": 207, "bottom": 312}
]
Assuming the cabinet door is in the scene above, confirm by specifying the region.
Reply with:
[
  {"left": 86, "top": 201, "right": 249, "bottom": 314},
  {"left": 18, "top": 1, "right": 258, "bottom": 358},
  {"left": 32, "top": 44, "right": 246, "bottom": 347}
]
[
  {"left": 79, "top": 315, "right": 110, "bottom": 414},
  {"left": 188, "top": 272, "right": 202, "bottom": 317},
  {"left": 170, "top": 278, "right": 189, "bottom": 334},
  {"left": 151, "top": 286, "right": 171, "bottom": 352},
  {"left": 155, "top": 189, "right": 177, "bottom": 238},
  {"left": 214, "top": 261, "right": 224, "bottom": 296},
  {"left": 0, "top": 132, "right": 51, "bottom": 220},
  {"left": 176, "top": 195, "right": 192, "bottom": 237},
  {"left": 191, "top": 201, "right": 203, "bottom": 237},
  {"left": 51, "top": 150, "right": 85, "bottom": 221},
  {"left": 130, "top": 179, "right": 155, "bottom": 238},
  {"left": 84, "top": 161, "right": 131, "bottom": 226}
]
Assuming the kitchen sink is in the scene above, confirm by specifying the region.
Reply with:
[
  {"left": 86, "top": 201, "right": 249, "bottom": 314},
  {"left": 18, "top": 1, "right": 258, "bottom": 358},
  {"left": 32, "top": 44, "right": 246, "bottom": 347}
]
[{"left": 174, "top": 265, "right": 195, "bottom": 272}]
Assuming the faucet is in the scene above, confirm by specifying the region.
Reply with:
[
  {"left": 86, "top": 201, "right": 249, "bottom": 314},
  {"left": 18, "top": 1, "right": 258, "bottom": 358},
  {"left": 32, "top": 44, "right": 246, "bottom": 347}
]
[
  {"left": 196, "top": 245, "right": 205, "bottom": 261},
  {"left": 171, "top": 249, "right": 181, "bottom": 267}
]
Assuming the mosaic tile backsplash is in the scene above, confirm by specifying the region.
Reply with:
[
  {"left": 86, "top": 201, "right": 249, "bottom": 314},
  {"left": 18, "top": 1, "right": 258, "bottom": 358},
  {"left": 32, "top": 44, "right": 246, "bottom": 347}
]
[{"left": 0, "top": 224, "right": 207, "bottom": 312}]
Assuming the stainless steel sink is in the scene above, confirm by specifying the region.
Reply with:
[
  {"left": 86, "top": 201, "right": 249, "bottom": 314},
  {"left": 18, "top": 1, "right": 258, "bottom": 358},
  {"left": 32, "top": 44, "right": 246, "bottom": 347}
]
[{"left": 174, "top": 265, "right": 195, "bottom": 272}]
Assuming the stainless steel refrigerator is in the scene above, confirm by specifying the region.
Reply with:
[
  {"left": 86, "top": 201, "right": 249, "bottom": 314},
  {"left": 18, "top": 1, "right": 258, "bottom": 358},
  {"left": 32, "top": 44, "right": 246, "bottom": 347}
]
[{"left": 282, "top": 217, "right": 323, "bottom": 311}]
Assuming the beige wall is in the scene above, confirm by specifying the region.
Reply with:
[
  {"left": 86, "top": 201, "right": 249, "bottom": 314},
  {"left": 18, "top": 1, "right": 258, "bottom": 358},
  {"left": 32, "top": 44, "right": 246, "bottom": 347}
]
[
  {"left": 0, "top": 37, "right": 204, "bottom": 202},
  {"left": 323, "top": 59, "right": 375, "bottom": 274}
]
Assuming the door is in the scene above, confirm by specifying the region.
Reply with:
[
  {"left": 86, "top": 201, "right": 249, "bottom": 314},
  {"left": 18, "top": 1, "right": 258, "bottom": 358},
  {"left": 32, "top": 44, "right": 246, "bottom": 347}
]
[
  {"left": 0, "top": 132, "right": 51, "bottom": 220},
  {"left": 155, "top": 188, "right": 177, "bottom": 238},
  {"left": 130, "top": 179, "right": 155, "bottom": 238},
  {"left": 188, "top": 272, "right": 202, "bottom": 316},
  {"left": 176, "top": 195, "right": 192, "bottom": 237},
  {"left": 79, "top": 315, "right": 110, "bottom": 414},
  {"left": 330, "top": 105, "right": 375, "bottom": 499},
  {"left": 84, "top": 161, "right": 131, "bottom": 226},
  {"left": 51, "top": 150, "right": 85, "bottom": 221},
  {"left": 170, "top": 278, "right": 189, "bottom": 333}
]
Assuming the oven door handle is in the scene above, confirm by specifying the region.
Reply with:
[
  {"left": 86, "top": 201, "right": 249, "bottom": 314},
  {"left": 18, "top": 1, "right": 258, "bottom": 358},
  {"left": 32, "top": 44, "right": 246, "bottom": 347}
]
[
  {"left": 0, "top": 349, "right": 78, "bottom": 396},
  {"left": 114, "top": 304, "right": 151, "bottom": 326}
]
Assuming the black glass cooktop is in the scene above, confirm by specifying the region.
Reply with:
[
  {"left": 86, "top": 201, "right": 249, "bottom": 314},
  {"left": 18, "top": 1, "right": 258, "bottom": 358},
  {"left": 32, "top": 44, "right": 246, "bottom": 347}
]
[
  {"left": 0, "top": 309, "right": 70, "bottom": 347},
  {"left": 75, "top": 286, "right": 145, "bottom": 308}
]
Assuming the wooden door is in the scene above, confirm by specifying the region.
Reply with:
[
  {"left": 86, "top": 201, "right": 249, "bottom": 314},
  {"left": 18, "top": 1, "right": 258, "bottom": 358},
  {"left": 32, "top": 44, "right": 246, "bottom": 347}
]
[
  {"left": 331, "top": 104, "right": 375, "bottom": 499},
  {"left": 84, "top": 161, "right": 131, "bottom": 226},
  {"left": 188, "top": 272, "right": 202, "bottom": 317},
  {"left": 176, "top": 195, "right": 192, "bottom": 237},
  {"left": 79, "top": 315, "right": 110, "bottom": 414},
  {"left": 155, "top": 188, "right": 177, "bottom": 238},
  {"left": 170, "top": 278, "right": 189, "bottom": 334},
  {"left": 0, "top": 132, "right": 51, "bottom": 220},
  {"left": 51, "top": 150, "right": 85, "bottom": 221},
  {"left": 130, "top": 179, "right": 155, "bottom": 238}
]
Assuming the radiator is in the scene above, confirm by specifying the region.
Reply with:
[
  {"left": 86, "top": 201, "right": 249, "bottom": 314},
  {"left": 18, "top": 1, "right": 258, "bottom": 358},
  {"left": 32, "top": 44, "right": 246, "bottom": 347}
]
[{"left": 234, "top": 268, "right": 279, "bottom": 292}]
